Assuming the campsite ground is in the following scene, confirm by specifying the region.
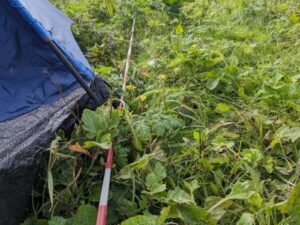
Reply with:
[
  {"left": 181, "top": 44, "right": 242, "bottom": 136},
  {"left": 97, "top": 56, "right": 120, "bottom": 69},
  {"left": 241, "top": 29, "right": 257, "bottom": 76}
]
[{"left": 23, "top": 0, "right": 300, "bottom": 225}]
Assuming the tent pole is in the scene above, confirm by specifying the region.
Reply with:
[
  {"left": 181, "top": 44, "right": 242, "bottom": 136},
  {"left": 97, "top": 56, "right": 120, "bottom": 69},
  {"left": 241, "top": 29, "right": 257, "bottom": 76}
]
[{"left": 46, "top": 40, "right": 101, "bottom": 106}]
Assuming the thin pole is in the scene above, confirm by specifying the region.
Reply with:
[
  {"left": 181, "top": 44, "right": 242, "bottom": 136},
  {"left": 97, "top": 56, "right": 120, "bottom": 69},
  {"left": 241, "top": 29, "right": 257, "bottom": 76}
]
[
  {"left": 46, "top": 40, "right": 102, "bottom": 106},
  {"left": 96, "top": 18, "right": 136, "bottom": 225},
  {"left": 122, "top": 18, "right": 136, "bottom": 92}
]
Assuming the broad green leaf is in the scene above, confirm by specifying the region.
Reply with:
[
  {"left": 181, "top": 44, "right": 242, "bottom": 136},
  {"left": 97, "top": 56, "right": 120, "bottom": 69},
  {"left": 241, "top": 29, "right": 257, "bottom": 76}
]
[
  {"left": 238, "top": 87, "right": 250, "bottom": 103},
  {"left": 281, "top": 127, "right": 300, "bottom": 142},
  {"left": 236, "top": 213, "right": 255, "bottom": 225},
  {"left": 241, "top": 149, "right": 262, "bottom": 165},
  {"left": 271, "top": 127, "right": 300, "bottom": 148},
  {"left": 84, "top": 133, "right": 112, "bottom": 150},
  {"left": 153, "top": 162, "right": 167, "bottom": 180},
  {"left": 121, "top": 215, "right": 158, "bottom": 225},
  {"left": 207, "top": 79, "right": 219, "bottom": 90},
  {"left": 82, "top": 109, "right": 108, "bottom": 139},
  {"left": 157, "top": 207, "right": 170, "bottom": 225},
  {"left": 183, "top": 179, "right": 199, "bottom": 197},
  {"left": 216, "top": 103, "right": 231, "bottom": 113},
  {"left": 247, "top": 193, "right": 263, "bottom": 208},
  {"left": 263, "top": 156, "right": 274, "bottom": 173},
  {"left": 98, "top": 133, "right": 112, "bottom": 149},
  {"left": 226, "top": 64, "right": 238, "bottom": 75},
  {"left": 146, "top": 173, "right": 166, "bottom": 194},
  {"left": 110, "top": 110, "right": 120, "bottom": 128},
  {"left": 94, "top": 66, "right": 113, "bottom": 75},
  {"left": 69, "top": 204, "right": 97, "bottom": 225},
  {"left": 134, "top": 121, "right": 152, "bottom": 141},
  {"left": 212, "top": 136, "right": 235, "bottom": 151},
  {"left": 118, "top": 153, "right": 159, "bottom": 177},
  {"left": 209, "top": 181, "right": 256, "bottom": 212},
  {"left": 175, "top": 204, "right": 216, "bottom": 225},
  {"left": 227, "top": 181, "right": 256, "bottom": 200},
  {"left": 117, "top": 198, "right": 139, "bottom": 217},
  {"left": 167, "top": 187, "right": 194, "bottom": 204}
]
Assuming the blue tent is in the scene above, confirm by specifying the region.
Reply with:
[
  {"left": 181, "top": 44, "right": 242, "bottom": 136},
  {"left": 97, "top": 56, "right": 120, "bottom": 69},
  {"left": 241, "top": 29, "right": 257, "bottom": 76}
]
[
  {"left": 0, "top": 1, "right": 108, "bottom": 224},
  {"left": 0, "top": 0, "right": 97, "bottom": 122}
]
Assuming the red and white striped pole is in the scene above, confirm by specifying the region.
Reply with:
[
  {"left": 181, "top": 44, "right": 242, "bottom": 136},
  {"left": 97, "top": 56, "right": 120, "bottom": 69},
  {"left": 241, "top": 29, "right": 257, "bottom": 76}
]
[
  {"left": 96, "top": 18, "right": 136, "bottom": 225},
  {"left": 96, "top": 147, "right": 113, "bottom": 225}
]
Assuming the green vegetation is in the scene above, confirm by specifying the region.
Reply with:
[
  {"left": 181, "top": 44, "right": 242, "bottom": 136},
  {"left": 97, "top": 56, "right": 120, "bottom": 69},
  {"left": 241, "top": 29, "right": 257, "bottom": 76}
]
[{"left": 23, "top": 0, "right": 300, "bottom": 224}]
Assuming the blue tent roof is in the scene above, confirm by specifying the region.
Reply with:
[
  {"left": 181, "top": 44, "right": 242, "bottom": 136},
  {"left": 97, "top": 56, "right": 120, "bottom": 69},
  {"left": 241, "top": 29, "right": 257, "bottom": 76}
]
[{"left": 0, "top": 0, "right": 94, "bottom": 122}]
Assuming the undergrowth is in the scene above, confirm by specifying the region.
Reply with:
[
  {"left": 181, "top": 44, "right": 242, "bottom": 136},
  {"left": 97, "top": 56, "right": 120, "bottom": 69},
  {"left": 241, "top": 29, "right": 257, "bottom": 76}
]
[{"left": 23, "top": 0, "right": 300, "bottom": 225}]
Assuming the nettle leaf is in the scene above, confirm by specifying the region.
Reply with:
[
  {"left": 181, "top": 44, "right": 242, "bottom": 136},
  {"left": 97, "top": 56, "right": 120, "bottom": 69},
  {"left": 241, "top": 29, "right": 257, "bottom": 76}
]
[
  {"left": 183, "top": 179, "right": 199, "bottom": 199},
  {"left": 69, "top": 204, "right": 97, "bottom": 225},
  {"left": 263, "top": 156, "right": 274, "bottom": 173},
  {"left": 146, "top": 173, "right": 166, "bottom": 194},
  {"left": 153, "top": 162, "right": 167, "bottom": 180},
  {"left": 212, "top": 136, "right": 235, "bottom": 151},
  {"left": 145, "top": 162, "right": 167, "bottom": 194},
  {"left": 117, "top": 198, "right": 139, "bottom": 217},
  {"left": 115, "top": 147, "right": 130, "bottom": 168},
  {"left": 82, "top": 109, "right": 108, "bottom": 138},
  {"left": 236, "top": 213, "right": 255, "bottom": 225},
  {"left": 280, "top": 127, "right": 300, "bottom": 142},
  {"left": 98, "top": 133, "right": 112, "bottom": 149},
  {"left": 134, "top": 120, "right": 152, "bottom": 141},
  {"left": 227, "top": 181, "right": 256, "bottom": 200},
  {"left": 271, "top": 126, "right": 300, "bottom": 148},
  {"left": 150, "top": 114, "right": 183, "bottom": 137},
  {"left": 241, "top": 149, "right": 263, "bottom": 165},
  {"left": 121, "top": 215, "right": 158, "bottom": 225},
  {"left": 167, "top": 187, "right": 194, "bottom": 204}
]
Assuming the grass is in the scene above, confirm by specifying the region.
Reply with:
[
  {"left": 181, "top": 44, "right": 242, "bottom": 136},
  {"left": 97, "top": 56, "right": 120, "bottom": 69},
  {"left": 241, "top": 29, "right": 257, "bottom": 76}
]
[{"left": 23, "top": 0, "right": 300, "bottom": 225}]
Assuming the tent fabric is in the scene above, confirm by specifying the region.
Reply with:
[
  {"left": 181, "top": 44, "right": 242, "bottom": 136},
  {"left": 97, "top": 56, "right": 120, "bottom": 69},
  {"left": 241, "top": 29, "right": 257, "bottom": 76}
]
[
  {"left": 0, "top": 88, "right": 86, "bottom": 225},
  {"left": 9, "top": 0, "right": 94, "bottom": 78},
  {"left": 18, "top": 0, "right": 92, "bottom": 70},
  {"left": 0, "top": 0, "right": 94, "bottom": 122}
]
